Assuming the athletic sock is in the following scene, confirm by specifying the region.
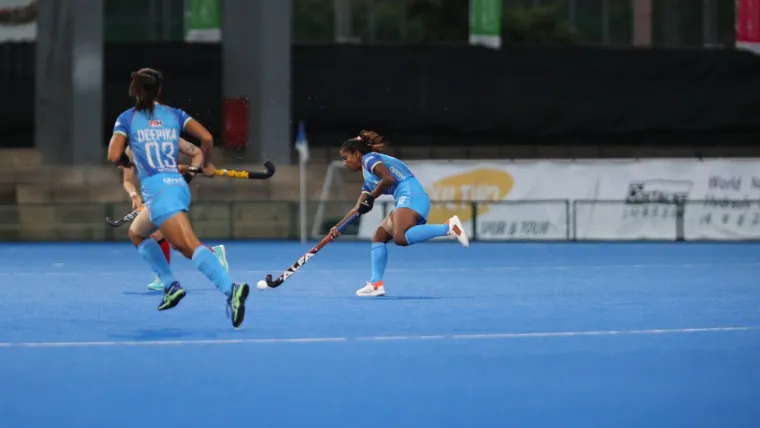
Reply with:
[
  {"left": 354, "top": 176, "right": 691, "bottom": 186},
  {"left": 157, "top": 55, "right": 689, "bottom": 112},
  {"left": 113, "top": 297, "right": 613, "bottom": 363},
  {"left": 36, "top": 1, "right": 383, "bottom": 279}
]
[
  {"left": 138, "top": 239, "right": 177, "bottom": 288},
  {"left": 370, "top": 242, "right": 388, "bottom": 283},
  {"left": 157, "top": 238, "right": 171, "bottom": 263},
  {"left": 192, "top": 246, "right": 233, "bottom": 295},
  {"left": 404, "top": 224, "right": 449, "bottom": 245}
]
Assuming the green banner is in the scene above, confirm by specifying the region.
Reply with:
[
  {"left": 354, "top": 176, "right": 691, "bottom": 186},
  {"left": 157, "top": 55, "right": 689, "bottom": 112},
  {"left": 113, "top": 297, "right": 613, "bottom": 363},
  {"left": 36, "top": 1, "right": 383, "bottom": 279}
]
[
  {"left": 185, "top": 0, "right": 222, "bottom": 42},
  {"left": 469, "top": 0, "right": 501, "bottom": 48}
]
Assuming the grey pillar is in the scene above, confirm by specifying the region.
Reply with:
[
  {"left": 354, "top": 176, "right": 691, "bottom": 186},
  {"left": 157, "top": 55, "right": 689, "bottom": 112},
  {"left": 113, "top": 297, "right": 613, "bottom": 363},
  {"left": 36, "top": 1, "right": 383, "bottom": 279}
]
[
  {"left": 223, "top": 0, "right": 291, "bottom": 164},
  {"left": 632, "top": 0, "right": 652, "bottom": 47},
  {"left": 35, "top": 0, "right": 103, "bottom": 165},
  {"left": 334, "top": 0, "right": 353, "bottom": 43}
]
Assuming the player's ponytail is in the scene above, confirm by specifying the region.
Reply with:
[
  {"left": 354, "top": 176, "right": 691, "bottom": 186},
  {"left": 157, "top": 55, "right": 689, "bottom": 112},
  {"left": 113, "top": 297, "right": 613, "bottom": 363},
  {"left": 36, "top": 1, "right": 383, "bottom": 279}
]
[
  {"left": 129, "top": 68, "right": 163, "bottom": 116},
  {"left": 341, "top": 130, "right": 386, "bottom": 154}
]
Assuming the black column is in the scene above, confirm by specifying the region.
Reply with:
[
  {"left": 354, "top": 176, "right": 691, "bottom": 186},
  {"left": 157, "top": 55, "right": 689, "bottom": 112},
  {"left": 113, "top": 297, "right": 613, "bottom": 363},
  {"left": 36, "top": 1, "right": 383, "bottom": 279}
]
[{"left": 223, "top": 0, "right": 291, "bottom": 164}]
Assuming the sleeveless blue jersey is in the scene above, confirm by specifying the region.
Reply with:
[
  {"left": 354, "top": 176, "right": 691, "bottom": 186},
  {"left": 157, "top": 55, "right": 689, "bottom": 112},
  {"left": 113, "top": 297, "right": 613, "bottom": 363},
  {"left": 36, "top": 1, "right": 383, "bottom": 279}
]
[
  {"left": 112, "top": 104, "right": 192, "bottom": 182},
  {"left": 361, "top": 152, "right": 423, "bottom": 198}
]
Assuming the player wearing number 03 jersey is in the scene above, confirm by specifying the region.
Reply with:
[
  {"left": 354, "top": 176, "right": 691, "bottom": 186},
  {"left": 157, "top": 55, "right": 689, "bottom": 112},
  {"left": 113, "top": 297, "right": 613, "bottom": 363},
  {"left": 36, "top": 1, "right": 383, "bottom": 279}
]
[
  {"left": 330, "top": 130, "right": 469, "bottom": 297},
  {"left": 107, "top": 68, "right": 249, "bottom": 328},
  {"left": 121, "top": 145, "right": 229, "bottom": 291}
]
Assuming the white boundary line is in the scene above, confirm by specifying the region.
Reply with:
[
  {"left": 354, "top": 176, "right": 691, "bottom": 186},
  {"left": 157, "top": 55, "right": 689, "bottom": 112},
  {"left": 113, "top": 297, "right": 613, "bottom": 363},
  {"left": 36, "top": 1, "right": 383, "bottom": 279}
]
[
  {"left": 0, "top": 262, "right": 758, "bottom": 277},
  {"left": 0, "top": 326, "right": 756, "bottom": 349}
]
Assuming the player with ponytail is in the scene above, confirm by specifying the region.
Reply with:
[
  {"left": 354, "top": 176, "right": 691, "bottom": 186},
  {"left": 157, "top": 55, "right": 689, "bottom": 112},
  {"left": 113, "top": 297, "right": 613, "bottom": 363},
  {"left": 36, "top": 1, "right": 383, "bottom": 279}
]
[
  {"left": 330, "top": 130, "right": 469, "bottom": 297},
  {"left": 120, "top": 144, "right": 229, "bottom": 291},
  {"left": 107, "top": 68, "right": 250, "bottom": 328}
]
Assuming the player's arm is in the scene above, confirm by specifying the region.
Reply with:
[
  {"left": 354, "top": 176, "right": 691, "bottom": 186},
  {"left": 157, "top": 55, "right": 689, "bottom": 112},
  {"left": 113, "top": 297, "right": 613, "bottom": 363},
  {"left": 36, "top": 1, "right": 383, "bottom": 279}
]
[
  {"left": 365, "top": 162, "right": 395, "bottom": 199},
  {"left": 355, "top": 158, "right": 395, "bottom": 216},
  {"left": 177, "top": 138, "right": 217, "bottom": 183},
  {"left": 107, "top": 112, "right": 131, "bottom": 166},
  {"left": 178, "top": 138, "right": 203, "bottom": 168},
  {"left": 334, "top": 191, "right": 366, "bottom": 231},
  {"left": 329, "top": 183, "right": 371, "bottom": 238},
  {"left": 107, "top": 133, "right": 129, "bottom": 166},
  {"left": 182, "top": 116, "right": 214, "bottom": 168},
  {"left": 121, "top": 149, "right": 142, "bottom": 209}
]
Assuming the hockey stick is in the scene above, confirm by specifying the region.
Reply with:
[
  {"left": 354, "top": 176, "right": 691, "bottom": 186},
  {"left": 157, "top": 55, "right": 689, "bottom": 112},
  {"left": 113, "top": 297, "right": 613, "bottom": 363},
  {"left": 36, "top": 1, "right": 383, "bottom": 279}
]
[
  {"left": 106, "top": 207, "right": 143, "bottom": 227},
  {"left": 187, "top": 160, "right": 276, "bottom": 180},
  {"left": 105, "top": 161, "right": 276, "bottom": 227},
  {"left": 259, "top": 212, "right": 360, "bottom": 289}
]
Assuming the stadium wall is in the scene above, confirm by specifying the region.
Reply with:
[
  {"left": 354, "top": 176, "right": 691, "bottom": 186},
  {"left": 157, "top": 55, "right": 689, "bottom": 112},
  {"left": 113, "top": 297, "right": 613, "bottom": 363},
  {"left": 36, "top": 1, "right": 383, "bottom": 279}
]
[
  {"left": 2, "top": 43, "right": 760, "bottom": 150},
  {"left": 0, "top": 158, "right": 756, "bottom": 242}
]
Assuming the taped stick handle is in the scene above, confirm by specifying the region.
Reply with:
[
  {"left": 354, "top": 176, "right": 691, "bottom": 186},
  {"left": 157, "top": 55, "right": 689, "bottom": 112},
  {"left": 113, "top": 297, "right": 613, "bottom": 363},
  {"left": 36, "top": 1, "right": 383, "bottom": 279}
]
[
  {"left": 187, "top": 160, "right": 275, "bottom": 180},
  {"left": 334, "top": 212, "right": 360, "bottom": 233},
  {"left": 105, "top": 206, "right": 143, "bottom": 227},
  {"left": 315, "top": 212, "right": 359, "bottom": 249}
]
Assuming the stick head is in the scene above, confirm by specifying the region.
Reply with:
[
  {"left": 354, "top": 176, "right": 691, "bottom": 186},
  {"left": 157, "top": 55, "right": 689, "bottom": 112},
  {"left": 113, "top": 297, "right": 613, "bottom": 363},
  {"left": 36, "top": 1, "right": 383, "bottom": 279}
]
[
  {"left": 253, "top": 160, "right": 276, "bottom": 179},
  {"left": 105, "top": 217, "right": 127, "bottom": 227},
  {"left": 264, "top": 274, "right": 283, "bottom": 288}
]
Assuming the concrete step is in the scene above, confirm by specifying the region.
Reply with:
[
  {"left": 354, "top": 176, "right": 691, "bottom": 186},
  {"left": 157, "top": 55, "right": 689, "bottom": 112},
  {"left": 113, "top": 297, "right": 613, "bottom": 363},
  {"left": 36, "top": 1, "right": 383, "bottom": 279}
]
[{"left": 0, "top": 149, "right": 42, "bottom": 169}]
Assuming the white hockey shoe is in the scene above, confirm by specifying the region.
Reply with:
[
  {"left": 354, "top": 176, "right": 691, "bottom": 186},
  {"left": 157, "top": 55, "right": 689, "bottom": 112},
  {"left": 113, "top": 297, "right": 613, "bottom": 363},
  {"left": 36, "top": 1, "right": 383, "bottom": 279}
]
[
  {"left": 446, "top": 215, "right": 470, "bottom": 247},
  {"left": 356, "top": 281, "right": 386, "bottom": 297}
]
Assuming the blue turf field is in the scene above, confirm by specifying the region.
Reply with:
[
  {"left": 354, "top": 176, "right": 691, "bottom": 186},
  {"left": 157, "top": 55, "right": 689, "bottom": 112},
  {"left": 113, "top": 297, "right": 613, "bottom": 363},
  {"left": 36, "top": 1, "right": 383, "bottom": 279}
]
[{"left": 0, "top": 241, "right": 759, "bottom": 428}]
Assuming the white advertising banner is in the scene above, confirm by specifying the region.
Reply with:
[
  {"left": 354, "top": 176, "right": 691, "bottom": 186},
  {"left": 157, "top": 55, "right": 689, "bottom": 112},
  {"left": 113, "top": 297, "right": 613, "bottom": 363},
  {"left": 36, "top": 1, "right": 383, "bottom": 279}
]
[{"left": 355, "top": 159, "right": 760, "bottom": 241}]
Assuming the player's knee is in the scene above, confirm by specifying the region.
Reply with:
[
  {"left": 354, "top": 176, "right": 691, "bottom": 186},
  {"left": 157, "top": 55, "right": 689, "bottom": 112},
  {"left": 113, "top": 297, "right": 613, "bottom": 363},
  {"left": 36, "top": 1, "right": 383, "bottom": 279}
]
[
  {"left": 372, "top": 227, "right": 392, "bottom": 243},
  {"left": 128, "top": 229, "right": 145, "bottom": 247},
  {"left": 173, "top": 243, "right": 195, "bottom": 259},
  {"left": 176, "top": 239, "right": 202, "bottom": 259},
  {"left": 392, "top": 232, "right": 409, "bottom": 246}
]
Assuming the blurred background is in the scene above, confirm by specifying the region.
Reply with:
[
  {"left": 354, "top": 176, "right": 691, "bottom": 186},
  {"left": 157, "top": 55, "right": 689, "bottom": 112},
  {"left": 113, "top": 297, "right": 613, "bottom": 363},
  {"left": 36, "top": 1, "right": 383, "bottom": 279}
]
[{"left": 0, "top": 0, "right": 759, "bottom": 243}]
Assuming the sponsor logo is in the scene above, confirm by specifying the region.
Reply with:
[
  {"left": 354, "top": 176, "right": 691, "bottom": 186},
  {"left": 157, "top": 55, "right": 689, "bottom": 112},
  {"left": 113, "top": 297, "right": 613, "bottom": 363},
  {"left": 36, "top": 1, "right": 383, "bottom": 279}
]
[
  {"left": 623, "top": 179, "right": 693, "bottom": 219},
  {"left": 479, "top": 220, "right": 551, "bottom": 237},
  {"left": 699, "top": 174, "right": 760, "bottom": 228},
  {"left": 426, "top": 169, "right": 513, "bottom": 224},
  {"left": 149, "top": 120, "right": 163, "bottom": 127},
  {"left": 163, "top": 177, "right": 185, "bottom": 185}
]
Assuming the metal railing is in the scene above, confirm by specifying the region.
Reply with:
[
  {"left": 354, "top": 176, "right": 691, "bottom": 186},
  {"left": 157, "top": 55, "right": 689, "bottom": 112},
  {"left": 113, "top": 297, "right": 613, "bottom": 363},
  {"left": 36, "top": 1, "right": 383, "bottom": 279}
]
[{"left": 0, "top": 199, "right": 758, "bottom": 242}]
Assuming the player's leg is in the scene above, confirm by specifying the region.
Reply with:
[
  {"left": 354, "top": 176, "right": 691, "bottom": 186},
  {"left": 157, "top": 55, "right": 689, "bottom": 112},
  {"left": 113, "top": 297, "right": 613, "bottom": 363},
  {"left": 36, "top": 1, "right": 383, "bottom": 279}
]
[
  {"left": 158, "top": 212, "right": 249, "bottom": 327},
  {"left": 146, "top": 229, "right": 170, "bottom": 290},
  {"left": 392, "top": 190, "right": 469, "bottom": 248},
  {"left": 356, "top": 214, "right": 393, "bottom": 297},
  {"left": 153, "top": 186, "right": 248, "bottom": 327},
  {"left": 129, "top": 208, "right": 181, "bottom": 300},
  {"left": 158, "top": 213, "right": 232, "bottom": 294},
  {"left": 208, "top": 243, "right": 229, "bottom": 272},
  {"left": 168, "top": 239, "right": 228, "bottom": 271}
]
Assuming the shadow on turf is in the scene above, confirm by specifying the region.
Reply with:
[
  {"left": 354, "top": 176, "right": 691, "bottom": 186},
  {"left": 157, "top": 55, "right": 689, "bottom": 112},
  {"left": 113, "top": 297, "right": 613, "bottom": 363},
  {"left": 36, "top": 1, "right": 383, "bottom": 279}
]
[
  {"left": 286, "top": 295, "right": 474, "bottom": 300},
  {"left": 337, "top": 296, "right": 454, "bottom": 300},
  {"left": 123, "top": 288, "right": 219, "bottom": 296},
  {"left": 123, "top": 290, "right": 470, "bottom": 301},
  {"left": 109, "top": 328, "right": 220, "bottom": 341}
]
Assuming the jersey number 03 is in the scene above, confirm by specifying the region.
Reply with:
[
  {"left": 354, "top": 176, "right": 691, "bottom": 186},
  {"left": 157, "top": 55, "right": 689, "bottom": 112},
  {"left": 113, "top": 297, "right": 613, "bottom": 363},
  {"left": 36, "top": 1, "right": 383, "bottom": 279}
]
[{"left": 144, "top": 141, "right": 177, "bottom": 169}]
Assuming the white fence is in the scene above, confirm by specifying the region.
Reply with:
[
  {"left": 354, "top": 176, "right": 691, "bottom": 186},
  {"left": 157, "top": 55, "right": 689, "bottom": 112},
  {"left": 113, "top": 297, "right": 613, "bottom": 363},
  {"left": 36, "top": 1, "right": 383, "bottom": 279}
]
[{"left": 315, "top": 159, "right": 760, "bottom": 241}]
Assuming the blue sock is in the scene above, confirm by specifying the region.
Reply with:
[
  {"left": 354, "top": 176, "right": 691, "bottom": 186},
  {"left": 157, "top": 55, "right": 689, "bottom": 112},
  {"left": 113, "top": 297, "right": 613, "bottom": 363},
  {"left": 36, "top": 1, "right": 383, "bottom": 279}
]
[
  {"left": 137, "top": 239, "right": 177, "bottom": 288},
  {"left": 192, "top": 246, "right": 234, "bottom": 296},
  {"left": 370, "top": 242, "right": 388, "bottom": 283},
  {"left": 404, "top": 224, "right": 449, "bottom": 246}
]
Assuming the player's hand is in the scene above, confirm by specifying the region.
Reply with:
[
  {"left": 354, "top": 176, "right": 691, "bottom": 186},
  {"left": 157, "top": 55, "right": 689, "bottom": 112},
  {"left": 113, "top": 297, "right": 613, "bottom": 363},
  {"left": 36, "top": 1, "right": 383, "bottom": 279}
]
[
  {"left": 130, "top": 194, "right": 143, "bottom": 209},
  {"left": 202, "top": 165, "right": 217, "bottom": 177},
  {"left": 115, "top": 152, "right": 132, "bottom": 168},
  {"left": 329, "top": 226, "right": 341, "bottom": 239},
  {"left": 357, "top": 195, "right": 375, "bottom": 214}
]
